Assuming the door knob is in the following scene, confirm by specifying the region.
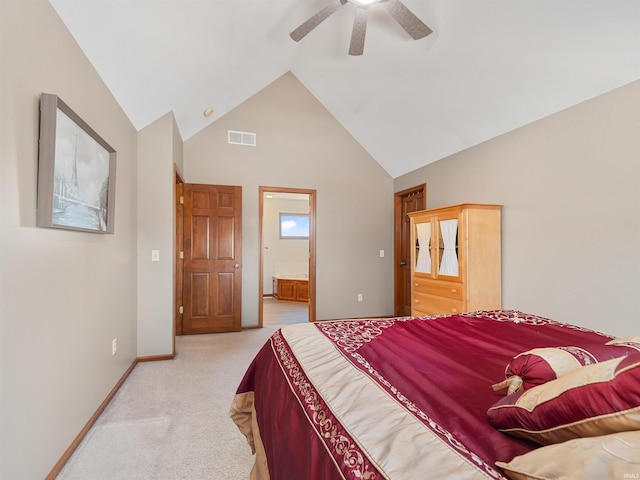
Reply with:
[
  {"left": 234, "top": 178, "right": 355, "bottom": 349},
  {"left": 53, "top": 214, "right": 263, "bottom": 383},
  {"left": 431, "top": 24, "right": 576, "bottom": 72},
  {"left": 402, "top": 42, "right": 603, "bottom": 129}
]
[{"left": 234, "top": 264, "right": 240, "bottom": 269}]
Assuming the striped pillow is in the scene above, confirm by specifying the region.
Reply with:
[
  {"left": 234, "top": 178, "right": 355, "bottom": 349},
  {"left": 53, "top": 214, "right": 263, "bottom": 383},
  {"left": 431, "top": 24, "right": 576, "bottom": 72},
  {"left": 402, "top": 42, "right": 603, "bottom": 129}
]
[
  {"left": 492, "top": 342, "right": 640, "bottom": 395},
  {"left": 487, "top": 353, "right": 640, "bottom": 445}
]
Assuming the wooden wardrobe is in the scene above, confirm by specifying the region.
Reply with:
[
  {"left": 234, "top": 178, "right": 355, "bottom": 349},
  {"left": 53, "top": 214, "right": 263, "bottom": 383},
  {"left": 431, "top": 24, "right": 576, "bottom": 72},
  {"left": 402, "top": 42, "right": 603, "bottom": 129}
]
[{"left": 408, "top": 204, "right": 502, "bottom": 316}]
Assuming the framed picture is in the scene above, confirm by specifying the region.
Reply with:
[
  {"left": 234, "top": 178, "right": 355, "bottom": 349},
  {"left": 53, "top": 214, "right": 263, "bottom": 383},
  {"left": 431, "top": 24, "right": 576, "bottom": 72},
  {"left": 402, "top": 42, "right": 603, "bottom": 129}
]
[
  {"left": 36, "top": 93, "right": 116, "bottom": 233},
  {"left": 279, "top": 213, "right": 309, "bottom": 239}
]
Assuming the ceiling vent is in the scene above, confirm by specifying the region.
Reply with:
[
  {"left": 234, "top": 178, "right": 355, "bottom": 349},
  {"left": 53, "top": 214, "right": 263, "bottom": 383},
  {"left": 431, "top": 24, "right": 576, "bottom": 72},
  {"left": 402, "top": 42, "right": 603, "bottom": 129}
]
[{"left": 228, "top": 130, "right": 256, "bottom": 147}]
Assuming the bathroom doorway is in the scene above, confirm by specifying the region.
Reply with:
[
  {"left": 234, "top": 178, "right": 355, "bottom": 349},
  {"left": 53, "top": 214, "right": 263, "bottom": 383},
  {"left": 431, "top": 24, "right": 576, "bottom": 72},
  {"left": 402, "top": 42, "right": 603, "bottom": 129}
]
[{"left": 258, "top": 186, "right": 316, "bottom": 327}]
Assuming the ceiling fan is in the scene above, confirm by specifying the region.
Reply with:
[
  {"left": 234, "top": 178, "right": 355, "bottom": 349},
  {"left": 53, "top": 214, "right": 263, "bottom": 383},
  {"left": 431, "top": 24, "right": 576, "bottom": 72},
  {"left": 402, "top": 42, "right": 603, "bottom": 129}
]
[{"left": 290, "top": 0, "right": 432, "bottom": 56}]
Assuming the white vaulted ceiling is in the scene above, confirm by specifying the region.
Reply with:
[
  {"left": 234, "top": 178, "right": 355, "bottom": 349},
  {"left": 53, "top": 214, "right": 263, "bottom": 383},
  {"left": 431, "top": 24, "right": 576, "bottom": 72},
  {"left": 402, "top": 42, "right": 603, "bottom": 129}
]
[{"left": 50, "top": 0, "right": 640, "bottom": 178}]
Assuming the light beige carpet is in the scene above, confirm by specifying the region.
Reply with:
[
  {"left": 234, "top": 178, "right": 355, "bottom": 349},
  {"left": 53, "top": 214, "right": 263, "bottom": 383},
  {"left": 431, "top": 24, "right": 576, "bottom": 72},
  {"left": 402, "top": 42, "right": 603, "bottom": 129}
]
[{"left": 56, "top": 327, "right": 278, "bottom": 480}]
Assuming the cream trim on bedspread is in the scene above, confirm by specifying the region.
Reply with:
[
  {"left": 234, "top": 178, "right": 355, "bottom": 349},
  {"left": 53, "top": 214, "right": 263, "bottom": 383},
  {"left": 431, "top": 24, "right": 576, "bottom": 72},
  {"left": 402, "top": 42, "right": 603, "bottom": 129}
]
[{"left": 281, "top": 323, "right": 496, "bottom": 479}]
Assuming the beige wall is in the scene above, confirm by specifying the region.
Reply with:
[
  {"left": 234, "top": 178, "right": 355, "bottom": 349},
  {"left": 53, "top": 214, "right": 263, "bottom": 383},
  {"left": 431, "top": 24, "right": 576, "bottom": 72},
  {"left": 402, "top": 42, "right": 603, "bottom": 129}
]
[
  {"left": 0, "top": 1, "right": 138, "bottom": 478},
  {"left": 396, "top": 80, "right": 640, "bottom": 337},
  {"left": 185, "top": 72, "right": 395, "bottom": 324},
  {"left": 137, "top": 113, "right": 181, "bottom": 356}
]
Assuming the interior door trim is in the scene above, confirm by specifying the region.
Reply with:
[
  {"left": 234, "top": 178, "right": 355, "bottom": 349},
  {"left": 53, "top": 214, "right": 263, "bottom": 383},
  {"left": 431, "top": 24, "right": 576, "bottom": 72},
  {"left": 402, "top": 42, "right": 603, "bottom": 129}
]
[
  {"left": 173, "top": 165, "right": 184, "bottom": 344},
  {"left": 258, "top": 186, "right": 317, "bottom": 327}
]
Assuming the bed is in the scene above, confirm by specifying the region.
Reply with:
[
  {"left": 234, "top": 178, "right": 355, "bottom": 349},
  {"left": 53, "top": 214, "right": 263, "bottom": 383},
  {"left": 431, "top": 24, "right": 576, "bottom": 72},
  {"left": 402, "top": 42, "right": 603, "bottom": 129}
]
[{"left": 230, "top": 310, "right": 640, "bottom": 479}]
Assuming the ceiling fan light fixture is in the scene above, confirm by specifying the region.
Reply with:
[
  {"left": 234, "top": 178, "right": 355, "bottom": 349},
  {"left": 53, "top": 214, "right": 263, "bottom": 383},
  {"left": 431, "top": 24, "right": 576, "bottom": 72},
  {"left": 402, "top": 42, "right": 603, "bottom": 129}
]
[{"left": 290, "top": 0, "right": 431, "bottom": 54}]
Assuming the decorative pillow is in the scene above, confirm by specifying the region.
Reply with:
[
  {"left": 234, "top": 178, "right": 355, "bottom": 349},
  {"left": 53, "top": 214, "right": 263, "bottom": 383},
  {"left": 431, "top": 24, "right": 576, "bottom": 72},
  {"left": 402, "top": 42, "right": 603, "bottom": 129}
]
[
  {"left": 492, "top": 342, "right": 640, "bottom": 394},
  {"left": 607, "top": 336, "right": 640, "bottom": 349},
  {"left": 487, "top": 352, "right": 640, "bottom": 445},
  {"left": 496, "top": 430, "right": 640, "bottom": 480}
]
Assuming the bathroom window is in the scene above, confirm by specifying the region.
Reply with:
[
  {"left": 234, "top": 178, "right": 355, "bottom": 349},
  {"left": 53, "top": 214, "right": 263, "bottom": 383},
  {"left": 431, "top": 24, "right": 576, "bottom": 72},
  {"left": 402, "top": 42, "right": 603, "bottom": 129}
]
[{"left": 279, "top": 213, "right": 309, "bottom": 239}]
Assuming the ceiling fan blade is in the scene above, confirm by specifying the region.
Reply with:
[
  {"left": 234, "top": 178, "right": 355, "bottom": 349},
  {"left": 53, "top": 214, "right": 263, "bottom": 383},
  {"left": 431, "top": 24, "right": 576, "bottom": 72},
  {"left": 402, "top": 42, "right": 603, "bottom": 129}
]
[
  {"left": 383, "top": 0, "right": 432, "bottom": 40},
  {"left": 290, "top": 0, "right": 346, "bottom": 42},
  {"left": 348, "top": 7, "right": 368, "bottom": 56}
]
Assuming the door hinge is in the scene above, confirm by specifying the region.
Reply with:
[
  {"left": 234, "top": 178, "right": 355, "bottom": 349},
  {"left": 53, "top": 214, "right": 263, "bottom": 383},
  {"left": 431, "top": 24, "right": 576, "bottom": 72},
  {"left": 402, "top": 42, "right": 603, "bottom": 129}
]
[
  {"left": 179, "top": 196, "right": 184, "bottom": 205},
  {"left": 179, "top": 306, "right": 184, "bottom": 314},
  {"left": 179, "top": 251, "right": 184, "bottom": 259}
]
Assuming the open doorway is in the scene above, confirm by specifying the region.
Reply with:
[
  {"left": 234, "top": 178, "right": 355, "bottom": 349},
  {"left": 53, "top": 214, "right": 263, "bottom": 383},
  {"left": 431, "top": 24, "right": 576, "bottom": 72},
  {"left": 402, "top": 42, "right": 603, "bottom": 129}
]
[{"left": 259, "top": 186, "right": 316, "bottom": 327}]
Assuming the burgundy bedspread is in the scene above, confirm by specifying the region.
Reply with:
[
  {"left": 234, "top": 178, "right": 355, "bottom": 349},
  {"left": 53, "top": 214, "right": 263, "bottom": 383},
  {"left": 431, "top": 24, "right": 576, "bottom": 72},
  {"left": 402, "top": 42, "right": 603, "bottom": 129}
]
[{"left": 230, "top": 310, "right": 612, "bottom": 480}]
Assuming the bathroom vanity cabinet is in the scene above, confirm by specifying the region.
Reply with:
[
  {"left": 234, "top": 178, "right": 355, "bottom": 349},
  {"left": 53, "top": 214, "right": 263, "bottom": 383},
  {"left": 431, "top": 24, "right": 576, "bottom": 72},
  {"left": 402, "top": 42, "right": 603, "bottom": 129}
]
[{"left": 273, "top": 276, "right": 309, "bottom": 303}]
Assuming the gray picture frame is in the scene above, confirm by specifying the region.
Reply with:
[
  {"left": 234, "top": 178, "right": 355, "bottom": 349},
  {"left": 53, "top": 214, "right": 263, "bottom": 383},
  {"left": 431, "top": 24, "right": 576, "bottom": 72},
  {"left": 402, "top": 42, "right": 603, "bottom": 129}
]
[{"left": 37, "top": 93, "right": 116, "bottom": 233}]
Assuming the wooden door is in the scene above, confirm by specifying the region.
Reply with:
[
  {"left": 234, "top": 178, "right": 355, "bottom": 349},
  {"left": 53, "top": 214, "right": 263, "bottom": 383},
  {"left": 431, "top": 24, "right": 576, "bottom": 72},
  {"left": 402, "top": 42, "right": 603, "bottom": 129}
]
[
  {"left": 394, "top": 185, "right": 425, "bottom": 316},
  {"left": 183, "top": 184, "right": 242, "bottom": 334}
]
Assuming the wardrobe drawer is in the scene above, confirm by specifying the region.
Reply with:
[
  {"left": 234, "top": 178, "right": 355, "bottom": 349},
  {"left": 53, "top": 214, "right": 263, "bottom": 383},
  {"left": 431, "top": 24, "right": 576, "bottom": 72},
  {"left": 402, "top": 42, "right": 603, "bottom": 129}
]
[
  {"left": 412, "top": 292, "right": 464, "bottom": 315},
  {"left": 412, "top": 279, "right": 463, "bottom": 299},
  {"left": 411, "top": 306, "right": 432, "bottom": 317}
]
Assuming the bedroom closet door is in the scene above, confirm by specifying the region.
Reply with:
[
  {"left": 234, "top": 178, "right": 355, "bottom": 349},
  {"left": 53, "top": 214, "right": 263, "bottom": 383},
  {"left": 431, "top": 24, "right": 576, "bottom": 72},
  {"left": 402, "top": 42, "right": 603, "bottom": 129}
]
[
  {"left": 182, "top": 184, "right": 242, "bottom": 334},
  {"left": 394, "top": 185, "right": 425, "bottom": 316}
]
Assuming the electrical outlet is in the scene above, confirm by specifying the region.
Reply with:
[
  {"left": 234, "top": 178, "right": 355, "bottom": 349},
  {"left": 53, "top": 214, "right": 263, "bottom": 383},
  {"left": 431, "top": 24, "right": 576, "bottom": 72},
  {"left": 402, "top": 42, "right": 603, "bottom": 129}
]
[
  {"left": 379, "top": 250, "right": 385, "bottom": 258},
  {"left": 112, "top": 338, "right": 117, "bottom": 356},
  {"left": 357, "top": 293, "right": 363, "bottom": 302}
]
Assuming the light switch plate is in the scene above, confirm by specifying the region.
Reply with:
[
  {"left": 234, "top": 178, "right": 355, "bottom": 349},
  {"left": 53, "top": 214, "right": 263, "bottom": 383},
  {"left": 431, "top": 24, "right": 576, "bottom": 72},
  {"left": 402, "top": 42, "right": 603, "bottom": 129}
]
[{"left": 151, "top": 250, "right": 160, "bottom": 262}]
